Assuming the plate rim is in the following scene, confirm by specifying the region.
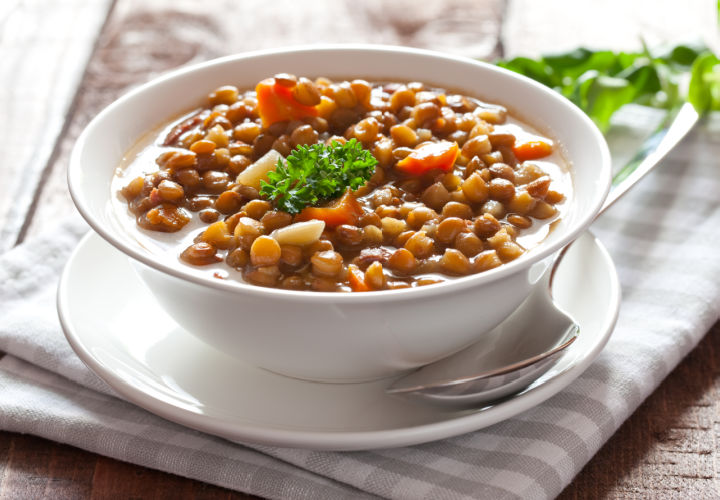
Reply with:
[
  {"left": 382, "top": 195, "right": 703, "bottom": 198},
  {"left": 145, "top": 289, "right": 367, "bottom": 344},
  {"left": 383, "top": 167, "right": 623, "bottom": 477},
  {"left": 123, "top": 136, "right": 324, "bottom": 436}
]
[{"left": 57, "top": 231, "right": 620, "bottom": 451}]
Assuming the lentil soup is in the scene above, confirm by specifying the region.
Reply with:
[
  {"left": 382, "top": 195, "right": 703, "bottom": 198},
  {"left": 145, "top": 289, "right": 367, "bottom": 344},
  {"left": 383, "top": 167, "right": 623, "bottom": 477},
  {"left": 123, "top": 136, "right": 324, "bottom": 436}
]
[{"left": 114, "top": 74, "right": 571, "bottom": 292}]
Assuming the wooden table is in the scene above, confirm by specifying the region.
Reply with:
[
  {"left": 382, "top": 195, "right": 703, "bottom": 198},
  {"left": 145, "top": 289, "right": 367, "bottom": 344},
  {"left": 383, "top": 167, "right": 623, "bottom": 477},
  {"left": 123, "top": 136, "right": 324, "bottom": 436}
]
[{"left": 1, "top": 0, "right": 718, "bottom": 497}]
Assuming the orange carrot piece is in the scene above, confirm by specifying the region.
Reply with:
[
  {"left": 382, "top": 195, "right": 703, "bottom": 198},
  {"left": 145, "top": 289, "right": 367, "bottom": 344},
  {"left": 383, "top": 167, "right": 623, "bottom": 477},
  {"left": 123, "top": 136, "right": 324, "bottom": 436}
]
[
  {"left": 512, "top": 140, "right": 553, "bottom": 162},
  {"left": 347, "top": 264, "right": 370, "bottom": 292},
  {"left": 256, "top": 78, "right": 318, "bottom": 128},
  {"left": 395, "top": 141, "right": 459, "bottom": 175},
  {"left": 295, "top": 189, "right": 363, "bottom": 227}
]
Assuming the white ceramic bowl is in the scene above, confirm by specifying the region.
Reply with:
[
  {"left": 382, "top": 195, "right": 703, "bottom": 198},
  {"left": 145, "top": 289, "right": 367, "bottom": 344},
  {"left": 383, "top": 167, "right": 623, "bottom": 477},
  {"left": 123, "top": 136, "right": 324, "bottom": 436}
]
[{"left": 68, "top": 45, "right": 611, "bottom": 382}]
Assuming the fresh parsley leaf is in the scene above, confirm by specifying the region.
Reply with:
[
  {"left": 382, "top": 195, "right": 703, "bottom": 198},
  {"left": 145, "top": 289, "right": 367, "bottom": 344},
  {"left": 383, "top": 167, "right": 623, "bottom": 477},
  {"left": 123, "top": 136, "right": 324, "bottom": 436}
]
[
  {"left": 496, "top": 42, "right": 720, "bottom": 132},
  {"left": 259, "top": 139, "right": 377, "bottom": 214},
  {"left": 688, "top": 51, "right": 720, "bottom": 113}
]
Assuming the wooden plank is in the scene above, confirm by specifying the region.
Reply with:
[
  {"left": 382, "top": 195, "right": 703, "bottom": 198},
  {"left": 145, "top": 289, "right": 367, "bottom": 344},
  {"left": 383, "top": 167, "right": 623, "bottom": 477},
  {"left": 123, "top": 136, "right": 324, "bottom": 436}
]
[
  {"left": 22, "top": 0, "right": 505, "bottom": 241},
  {"left": 0, "top": 0, "right": 113, "bottom": 250},
  {"left": 0, "top": 431, "right": 95, "bottom": 499}
]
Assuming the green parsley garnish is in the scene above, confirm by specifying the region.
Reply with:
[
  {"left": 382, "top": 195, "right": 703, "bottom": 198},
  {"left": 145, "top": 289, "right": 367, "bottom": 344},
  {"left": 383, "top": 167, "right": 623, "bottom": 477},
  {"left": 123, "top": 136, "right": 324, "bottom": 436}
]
[{"left": 259, "top": 139, "right": 377, "bottom": 214}]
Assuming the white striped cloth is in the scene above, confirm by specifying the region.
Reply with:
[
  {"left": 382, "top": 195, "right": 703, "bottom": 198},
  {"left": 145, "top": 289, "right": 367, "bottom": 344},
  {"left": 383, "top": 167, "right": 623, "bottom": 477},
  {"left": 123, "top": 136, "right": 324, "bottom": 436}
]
[{"left": 0, "top": 112, "right": 718, "bottom": 499}]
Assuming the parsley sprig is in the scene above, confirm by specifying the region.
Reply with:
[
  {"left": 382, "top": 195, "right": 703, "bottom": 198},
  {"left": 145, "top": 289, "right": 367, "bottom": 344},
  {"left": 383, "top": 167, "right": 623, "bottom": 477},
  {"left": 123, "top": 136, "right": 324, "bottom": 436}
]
[{"left": 259, "top": 139, "right": 377, "bottom": 214}]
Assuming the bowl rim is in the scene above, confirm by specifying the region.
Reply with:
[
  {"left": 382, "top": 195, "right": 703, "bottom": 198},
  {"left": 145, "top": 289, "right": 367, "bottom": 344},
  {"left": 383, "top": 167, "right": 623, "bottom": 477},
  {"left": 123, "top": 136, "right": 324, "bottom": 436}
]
[{"left": 68, "top": 43, "right": 612, "bottom": 303}]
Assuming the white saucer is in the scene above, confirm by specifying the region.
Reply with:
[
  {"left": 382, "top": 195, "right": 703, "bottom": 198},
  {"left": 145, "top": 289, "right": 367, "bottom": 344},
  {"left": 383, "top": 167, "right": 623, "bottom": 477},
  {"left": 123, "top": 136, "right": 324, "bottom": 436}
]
[{"left": 58, "top": 231, "right": 620, "bottom": 451}]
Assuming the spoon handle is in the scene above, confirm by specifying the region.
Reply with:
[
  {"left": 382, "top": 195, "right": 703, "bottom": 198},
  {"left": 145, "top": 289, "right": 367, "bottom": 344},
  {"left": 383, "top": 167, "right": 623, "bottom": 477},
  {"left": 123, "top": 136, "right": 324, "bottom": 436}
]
[{"left": 599, "top": 102, "right": 700, "bottom": 216}]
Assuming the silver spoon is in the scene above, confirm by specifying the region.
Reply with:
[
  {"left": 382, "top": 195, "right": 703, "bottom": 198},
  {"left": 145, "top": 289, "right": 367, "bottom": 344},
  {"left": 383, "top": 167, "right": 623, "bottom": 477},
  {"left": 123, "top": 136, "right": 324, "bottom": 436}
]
[{"left": 386, "top": 103, "right": 700, "bottom": 406}]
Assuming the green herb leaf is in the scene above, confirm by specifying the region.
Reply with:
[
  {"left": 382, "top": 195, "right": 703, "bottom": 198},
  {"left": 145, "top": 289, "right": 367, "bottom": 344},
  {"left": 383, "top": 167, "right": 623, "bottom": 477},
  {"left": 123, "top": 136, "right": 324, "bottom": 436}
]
[
  {"left": 259, "top": 139, "right": 377, "bottom": 214},
  {"left": 585, "top": 75, "right": 636, "bottom": 131},
  {"left": 688, "top": 51, "right": 720, "bottom": 113},
  {"left": 496, "top": 42, "right": 720, "bottom": 132}
]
